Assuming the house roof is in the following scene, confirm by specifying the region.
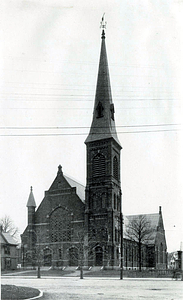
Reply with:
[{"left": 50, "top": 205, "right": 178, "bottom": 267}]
[{"left": 1, "top": 231, "right": 18, "bottom": 245}]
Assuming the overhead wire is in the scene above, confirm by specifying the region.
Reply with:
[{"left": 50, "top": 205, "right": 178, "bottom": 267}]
[
  {"left": 0, "top": 123, "right": 180, "bottom": 130},
  {"left": 0, "top": 129, "right": 179, "bottom": 137}
]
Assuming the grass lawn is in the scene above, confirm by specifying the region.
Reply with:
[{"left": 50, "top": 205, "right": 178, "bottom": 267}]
[{"left": 1, "top": 285, "right": 40, "bottom": 300}]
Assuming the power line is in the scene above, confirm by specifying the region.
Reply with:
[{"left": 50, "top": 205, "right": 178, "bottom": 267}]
[
  {"left": 0, "top": 92, "right": 178, "bottom": 100},
  {"left": 1, "top": 107, "right": 180, "bottom": 110},
  {"left": 0, "top": 97, "right": 178, "bottom": 102},
  {"left": 1, "top": 100, "right": 179, "bottom": 104},
  {"left": 0, "top": 124, "right": 180, "bottom": 130},
  {"left": 3, "top": 55, "right": 176, "bottom": 70},
  {"left": 3, "top": 68, "right": 176, "bottom": 78},
  {"left": 3, "top": 81, "right": 180, "bottom": 91},
  {"left": 0, "top": 129, "right": 179, "bottom": 137}
]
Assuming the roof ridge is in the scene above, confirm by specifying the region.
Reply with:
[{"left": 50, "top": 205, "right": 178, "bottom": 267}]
[{"left": 64, "top": 174, "right": 85, "bottom": 187}]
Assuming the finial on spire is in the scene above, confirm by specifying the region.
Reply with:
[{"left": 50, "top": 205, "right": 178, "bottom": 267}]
[
  {"left": 100, "top": 13, "right": 107, "bottom": 38},
  {"left": 57, "top": 165, "right": 63, "bottom": 175},
  {"left": 30, "top": 186, "right": 33, "bottom": 192}
]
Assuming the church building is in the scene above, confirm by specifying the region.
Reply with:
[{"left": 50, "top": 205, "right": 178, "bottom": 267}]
[{"left": 21, "top": 27, "right": 167, "bottom": 269}]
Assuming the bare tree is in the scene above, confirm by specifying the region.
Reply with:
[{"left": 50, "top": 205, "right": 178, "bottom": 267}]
[
  {"left": 125, "top": 215, "right": 153, "bottom": 271},
  {"left": 0, "top": 215, "right": 19, "bottom": 241},
  {"left": 75, "top": 228, "right": 86, "bottom": 279},
  {"left": 70, "top": 223, "right": 107, "bottom": 279}
]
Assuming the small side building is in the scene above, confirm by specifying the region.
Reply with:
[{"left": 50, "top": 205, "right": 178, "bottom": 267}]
[
  {"left": 123, "top": 206, "right": 167, "bottom": 270},
  {"left": 0, "top": 226, "right": 18, "bottom": 270}
]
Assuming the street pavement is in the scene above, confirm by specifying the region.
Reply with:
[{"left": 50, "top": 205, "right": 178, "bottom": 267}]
[{"left": 1, "top": 276, "right": 183, "bottom": 299}]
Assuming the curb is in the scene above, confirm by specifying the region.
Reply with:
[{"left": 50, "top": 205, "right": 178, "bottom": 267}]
[{"left": 24, "top": 290, "right": 43, "bottom": 300}]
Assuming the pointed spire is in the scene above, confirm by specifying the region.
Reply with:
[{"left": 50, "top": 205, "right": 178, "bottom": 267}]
[
  {"left": 85, "top": 24, "right": 121, "bottom": 147},
  {"left": 27, "top": 186, "right": 36, "bottom": 207}
]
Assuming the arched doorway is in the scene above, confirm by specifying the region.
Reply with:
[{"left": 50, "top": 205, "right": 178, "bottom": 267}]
[
  {"left": 95, "top": 246, "right": 103, "bottom": 266},
  {"left": 69, "top": 247, "right": 78, "bottom": 266},
  {"left": 43, "top": 248, "right": 52, "bottom": 266}
]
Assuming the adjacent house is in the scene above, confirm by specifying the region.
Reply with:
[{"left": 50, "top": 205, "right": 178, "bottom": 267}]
[{"left": 1, "top": 226, "right": 18, "bottom": 270}]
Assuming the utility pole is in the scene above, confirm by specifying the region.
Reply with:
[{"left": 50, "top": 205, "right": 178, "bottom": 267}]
[{"left": 120, "top": 211, "right": 123, "bottom": 280}]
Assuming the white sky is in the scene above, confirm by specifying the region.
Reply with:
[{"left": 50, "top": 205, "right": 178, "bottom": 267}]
[{"left": 1, "top": 0, "right": 182, "bottom": 253}]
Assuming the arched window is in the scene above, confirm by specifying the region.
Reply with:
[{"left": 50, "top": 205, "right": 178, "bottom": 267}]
[
  {"left": 93, "top": 153, "right": 106, "bottom": 177},
  {"left": 50, "top": 207, "right": 71, "bottom": 242},
  {"left": 95, "top": 246, "right": 103, "bottom": 266},
  {"left": 113, "top": 156, "right": 119, "bottom": 180}
]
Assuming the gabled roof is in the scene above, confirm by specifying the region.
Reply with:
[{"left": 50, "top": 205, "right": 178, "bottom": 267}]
[
  {"left": 124, "top": 212, "right": 160, "bottom": 244},
  {"left": 48, "top": 165, "right": 85, "bottom": 202},
  {"left": 65, "top": 175, "right": 85, "bottom": 202},
  {"left": 0, "top": 231, "right": 18, "bottom": 245}
]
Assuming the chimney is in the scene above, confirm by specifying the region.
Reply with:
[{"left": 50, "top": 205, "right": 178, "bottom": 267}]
[{"left": 159, "top": 206, "right": 162, "bottom": 214}]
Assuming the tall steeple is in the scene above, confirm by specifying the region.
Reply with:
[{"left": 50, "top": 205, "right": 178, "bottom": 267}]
[
  {"left": 85, "top": 28, "right": 121, "bottom": 147},
  {"left": 84, "top": 22, "right": 122, "bottom": 267}
]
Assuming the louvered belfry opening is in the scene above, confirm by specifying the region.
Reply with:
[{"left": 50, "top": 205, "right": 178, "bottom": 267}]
[{"left": 92, "top": 152, "right": 106, "bottom": 177}]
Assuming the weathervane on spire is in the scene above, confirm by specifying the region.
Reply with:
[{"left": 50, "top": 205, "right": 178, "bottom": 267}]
[{"left": 100, "top": 13, "right": 107, "bottom": 29}]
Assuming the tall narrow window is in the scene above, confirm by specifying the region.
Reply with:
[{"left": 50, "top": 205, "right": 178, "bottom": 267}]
[
  {"left": 117, "top": 196, "right": 121, "bottom": 211},
  {"left": 113, "top": 156, "right": 118, "bottom": 180},
  {"left": 160, "top": 243, "right": 163, "bottom": 263},
  {"left": 102, "top": 193, "right": 106, "bottom": 208},
  {"left": 58, "top": 249, "right": 62, "bottom": 260},
  {"left": 115, "top": 228, "right": 118, "bottom": 242},
  {"left": 93, "top": 153, "right": 106, "bottom": 177},
  {"left": 114, "top": 194, "right": 117, "bottom": 210},
  {"left": 93, "top": 196, "right": 97, "bottom": 209}
]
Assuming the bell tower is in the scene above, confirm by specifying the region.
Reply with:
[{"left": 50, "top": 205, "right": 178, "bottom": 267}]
[{"left": 85, "top": 25, "right": 122, "bottom": 267}]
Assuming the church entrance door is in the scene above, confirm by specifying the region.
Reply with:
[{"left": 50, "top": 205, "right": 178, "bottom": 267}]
[
  {"left": 43, "top": 248, "right": 52, "bottom": 266},
  {"left": 69, "top": 247, "right": 78, "bottom": 266},
  {"left": 95, "top": 246, "right": 103, "bottom": 266}
]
